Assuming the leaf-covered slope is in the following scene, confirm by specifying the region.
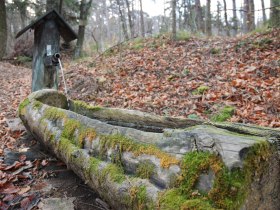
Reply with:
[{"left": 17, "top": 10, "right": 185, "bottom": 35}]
[{"left": 66, "top": 29, "right": 279, "bottom": 127}]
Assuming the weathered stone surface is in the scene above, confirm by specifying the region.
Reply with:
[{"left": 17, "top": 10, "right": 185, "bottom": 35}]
[{"left": 19, "top": 89, "right": 280, "bottom": 210}]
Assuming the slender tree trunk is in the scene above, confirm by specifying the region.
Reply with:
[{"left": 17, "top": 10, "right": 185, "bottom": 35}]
[
  {"left": 205, "top": 0, "right": 212, "bottom": 36},
  {"left": 125, "top": 0, "right": 134, "bottom": 38},
  {"left": 0, "top": 0, "right": 7, "bottom": 59},
  {"left": 243, "top": 0, "right": 249, "bottom": 32},
  {"left": 223, "top": 0, "right": 230, "bottom": 36},
  {"left": 232, "top": 0, "right": 238, "bottom": 36},
  {"left": 270, "top": 0, "right": 280, "bottom": 27},
  {"left": 74, "top": 0, "right": 93, "bottom": 58},
  {"left": 171, "top": 0, "right": 176, "bottom": 40},
  {"left": 195, "top": 0, "right": 203, "bottom": 32},
  {"left": 116, "top": 0, "right": 129, "bottom": 40},
  {"left": 139, "top": 0, "right": 145, "bottom": 37},
  {"left": 260, "top": 0, "right": 267, "bottom": 22},
  {"left": 247, "top": 0, "right": 255, "bottom": 31},
  {"left": 216, "top": 1, "right": 222, "bottom": 35}
]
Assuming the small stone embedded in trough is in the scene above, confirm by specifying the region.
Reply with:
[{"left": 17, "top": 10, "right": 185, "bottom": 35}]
[
  {"left": 18, "top": 89, "right": 280, "bottom": 210},
  {"left": 16, "top": 10, "right": 77, "bottom": 92}
]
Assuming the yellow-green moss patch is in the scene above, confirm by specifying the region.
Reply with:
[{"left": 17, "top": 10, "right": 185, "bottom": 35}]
[
  {"left": 71, "top": 100, "right": 103, "bottom": 112},
  {"left": 129, "top": 185, "right": 153, "bottom": 210},
  {"left": 157, "top": 141, "right": 273, "bottom": 210},
  {"left": 100, "top": 134, "right": 179, "bottom": 168},
  {"left": 19, "top": 98, "right": 30, "bottom": 114},
  {"left": 44, "top": 107, "right": 66, "bottom": 120},
  {"left": 100, "top": 163, "right": 125, "bottom": 183},
  {"left": 211, "top": 106, "right": 235, "bottom": 122},
  {"left": 61, "top": 119, "right": 82, "bottom": 146},
  {"left": 136, "top": 160, "right": 155, "bottom": 179}
]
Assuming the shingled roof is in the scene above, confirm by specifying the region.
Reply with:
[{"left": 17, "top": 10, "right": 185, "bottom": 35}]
[{"left": 16, "top": 10, "right": 77, "bottom": 42}]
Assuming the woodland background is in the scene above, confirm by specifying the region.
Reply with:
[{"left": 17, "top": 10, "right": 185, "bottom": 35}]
[{"left": 0, "top": 0, "right": 280, "bottom": 59}]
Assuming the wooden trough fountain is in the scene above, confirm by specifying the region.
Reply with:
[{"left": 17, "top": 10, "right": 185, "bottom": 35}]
[{"left": 19, "top": 89, "right": 280, "bottom": 210}]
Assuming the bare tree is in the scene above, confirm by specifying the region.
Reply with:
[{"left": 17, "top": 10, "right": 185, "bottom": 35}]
[
  {"left": 270, "top": 0, "right": 280, "bottom": 27},
  {"left": 171, "top": 0, "right": 176, "bottom": 40},
  {"left": 223, "top": 0, "right": 230, "bottom": 36},
  {"left": 74, "top": 0, "right": 93, "bottom": 58},
  {"left": 205, "top": 0, "right": 211, "bottom": 36},
  {"left": 0, "top": 0, "right": 7, "bottom": 59},
  {"left": 195, "top": 0, "right": 203, "bottom": 32},
  {"left": 246, "top": 0, "right": 255, "bottom": 31},
  {"left": 232, "top": 0, "right": 238, "bottom": 36},
  {"left": 116, "top": 0, "right": 129, "bottom": 40},
  {"left": 260, "top": 0, "right": 267, "bottom": 22},
  {"left": 139, "top": 0, "right": 145, "bottom": 37},
  {"left": 124, "top": 0, "right": 134, "bottom": 38}
]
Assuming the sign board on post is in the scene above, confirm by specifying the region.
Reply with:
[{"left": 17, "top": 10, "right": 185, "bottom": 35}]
[{"left": 16, "top": 10, "right": 78, "bottom": 92}]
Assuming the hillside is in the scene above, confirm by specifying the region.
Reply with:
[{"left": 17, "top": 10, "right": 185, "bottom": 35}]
[{"left": 66, "top": 29, "right": 280, "bottom": 128}]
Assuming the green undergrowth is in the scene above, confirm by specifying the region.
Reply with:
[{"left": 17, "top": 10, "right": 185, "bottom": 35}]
[
  {"left": 129, "top": 185, "right": 153, "bottom": 209},
  {"left": 211, "top": 106, "right": 235, "bottom": 122},
  {"left": 192, "top": 86, "right": 209, "bottom": 95},
  {"left": 159, "top": 141, "right": 272, "bottom": 210}
]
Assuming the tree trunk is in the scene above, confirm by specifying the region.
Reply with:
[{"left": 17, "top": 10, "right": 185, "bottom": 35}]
[
  {"left": 260, "top": 0, "right": 267, "bottom": 22},
  {"left": 205, "top": 0, "right": 211, "bottom": 36},
  {"left": 124, "top": 0, "right": 134, "bottom": 38},
  {"left": 139, "top": 0, "right": 145, "bottom": 37},
  {"left": 246, "top": 0, "right": 255, "bottom": 31},
  {"left": 74, "top": 0, "right": 92, "bottom": 58},
  {"left": 0, "top": 0, "right": 7, "bottom": 59},
  {"left": 216, "top": 1, "right": 222, "bottom": 35},
  {"left": 19, "top": 89, "right": 280, "bottom": 210},
  {"left": 195, "top": 0, "right": 203, "bottom": 32},
  {"left": 270, "top": 0, "right": 280, "bottom": 27},
  {"left": 243, "top": 0, "right": 249, "bottom": 33},
  {"left": 116, "top": 0, "right": 129, "bottom": 40},
  {"left": 171, "top": 0, "right": 176, "bottom": 40},
  {"left": 223, "top": 0, "right": 230, "bottom": 36},
  {"left": 232, "top": 0, "right": 238, "bottom": 36}
]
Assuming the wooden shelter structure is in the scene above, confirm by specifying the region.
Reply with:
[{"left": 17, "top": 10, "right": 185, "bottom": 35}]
[{"left": 16, "top": 10, "right": 77, "bottom": 92}]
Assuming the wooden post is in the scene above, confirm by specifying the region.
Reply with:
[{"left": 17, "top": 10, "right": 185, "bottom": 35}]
[{"left": 32, "top": 20, "right": 60, "bottom": 92}]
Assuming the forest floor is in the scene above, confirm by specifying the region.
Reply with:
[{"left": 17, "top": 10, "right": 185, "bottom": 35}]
[{"left": 0, "top": 28, "right": 279, "bottom": 209}]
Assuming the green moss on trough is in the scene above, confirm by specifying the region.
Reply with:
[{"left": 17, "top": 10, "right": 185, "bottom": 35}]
[
  {"left": 32, "top": 101, "right": 43, "bottom": 110},
  {"left": 158, "top": 189, "right": 186, "bottom": 210},
  {"left": 19, "top": 98, "right": 30, "bottom": 114},
  {"left": 72, "top": 100, "right": 103, "bottom": 112},
  {"left": 136, "top": 160, "right": 155, "bottom": 179},
  {"left": 181, "top": 199, "right": 215, "bottom": 210},
  {"left": 61, "top": 119, "right": 82, "bottom": 146},
  {"left": 129, "top": 185, "right": 153, "bottom": 209},
  {"left": 44, "top": 107, "right": 66, "bottom": 120},
  {"left": 100, "top": 163, "right": 125, "bottom": 183},
  {"left": 157, "top": 141, "right": 273, "bottom": 210},
  {"left": 100, "top": 134, "right": 179, "bottom": 168},
  {"left": 211, "top": 106, "right": 235, "bottom": 122},
  {"left": 58, "top": 137, "right": 77, "bottom": 162}
]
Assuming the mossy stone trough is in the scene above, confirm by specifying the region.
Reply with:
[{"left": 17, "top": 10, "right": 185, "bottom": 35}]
[{"left": 19, "top": 89, "right": 280, "bottom": 210}]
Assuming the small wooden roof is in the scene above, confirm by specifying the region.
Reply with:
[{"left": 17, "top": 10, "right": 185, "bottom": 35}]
[{"left": 16, "top": 10, "right": 77, "bottom": 42}]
